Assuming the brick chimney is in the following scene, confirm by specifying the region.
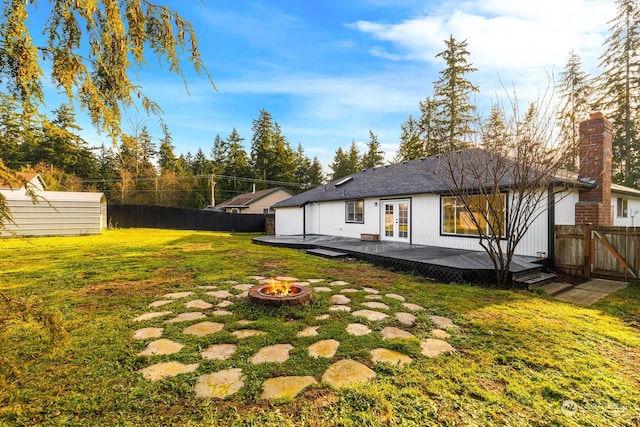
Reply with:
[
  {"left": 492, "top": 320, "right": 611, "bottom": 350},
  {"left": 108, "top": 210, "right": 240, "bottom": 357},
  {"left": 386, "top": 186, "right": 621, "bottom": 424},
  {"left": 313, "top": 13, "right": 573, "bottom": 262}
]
[{"left": 574, "top": 112, "right": 613, "bottom": 225}]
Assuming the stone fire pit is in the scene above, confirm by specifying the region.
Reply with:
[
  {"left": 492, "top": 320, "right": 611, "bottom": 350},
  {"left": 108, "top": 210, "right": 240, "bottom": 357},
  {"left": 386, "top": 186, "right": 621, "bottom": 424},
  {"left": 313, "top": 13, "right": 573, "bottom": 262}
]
[{"left": 248, "top": 279, "right": 312, "bottom": 306}]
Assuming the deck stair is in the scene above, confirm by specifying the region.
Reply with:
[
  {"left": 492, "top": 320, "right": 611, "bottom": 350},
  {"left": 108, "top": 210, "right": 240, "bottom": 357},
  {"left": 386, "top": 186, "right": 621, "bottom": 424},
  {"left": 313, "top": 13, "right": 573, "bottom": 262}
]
[
  {"left": 513, "top": 268, "right": 557, "bottom": 288},
  {"left": 306, "top": 248, "right": 349, "bottom": 259}
]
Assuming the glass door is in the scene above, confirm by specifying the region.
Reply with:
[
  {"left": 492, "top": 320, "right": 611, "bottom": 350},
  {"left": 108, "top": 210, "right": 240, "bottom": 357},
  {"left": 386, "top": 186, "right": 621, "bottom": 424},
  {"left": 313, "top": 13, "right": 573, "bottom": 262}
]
[{"left": 381, "top": 200, "right": 410, "bottom": 242}]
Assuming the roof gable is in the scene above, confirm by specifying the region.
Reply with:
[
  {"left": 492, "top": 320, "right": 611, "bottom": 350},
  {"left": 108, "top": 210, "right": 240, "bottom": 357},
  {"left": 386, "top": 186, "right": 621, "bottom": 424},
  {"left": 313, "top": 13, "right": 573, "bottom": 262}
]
[{"left": 217, "top": 187, "right": 293, "bottom": 208}]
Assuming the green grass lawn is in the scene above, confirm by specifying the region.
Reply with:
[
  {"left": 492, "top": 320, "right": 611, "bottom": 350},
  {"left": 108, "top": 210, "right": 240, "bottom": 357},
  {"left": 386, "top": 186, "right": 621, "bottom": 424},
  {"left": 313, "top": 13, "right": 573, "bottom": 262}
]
[{"left": 1, "top": 229, "right": 639, "bottom": 426}]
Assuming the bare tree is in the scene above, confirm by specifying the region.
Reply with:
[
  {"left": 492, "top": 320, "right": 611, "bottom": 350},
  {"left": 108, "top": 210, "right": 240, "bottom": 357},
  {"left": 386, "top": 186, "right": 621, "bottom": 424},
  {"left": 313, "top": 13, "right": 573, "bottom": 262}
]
[{"left": 436, "top": 93, "right": 575, "bottom": 287}]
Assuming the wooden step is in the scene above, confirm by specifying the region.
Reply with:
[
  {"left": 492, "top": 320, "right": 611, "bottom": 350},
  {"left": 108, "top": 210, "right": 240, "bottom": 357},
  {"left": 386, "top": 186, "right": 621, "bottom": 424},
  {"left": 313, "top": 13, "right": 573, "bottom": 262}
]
[
  {"left": 306, "top": 248, "right": 348, "bottom": 259},
  {"left": 513, "top": 272, "right": 557, "bottom": 288}
]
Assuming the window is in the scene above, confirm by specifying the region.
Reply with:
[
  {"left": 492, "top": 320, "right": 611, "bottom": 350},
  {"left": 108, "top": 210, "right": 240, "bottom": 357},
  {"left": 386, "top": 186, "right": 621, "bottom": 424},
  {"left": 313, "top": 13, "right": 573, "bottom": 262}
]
[
  {"left": 617, "top": 198, "right": 628, "bottom": 218},
  {"left": 345, "top": 200, "right": 364, "bottom": 223},
  {"left": 441, "top": 194, "right": 506, "bottom": 237}
]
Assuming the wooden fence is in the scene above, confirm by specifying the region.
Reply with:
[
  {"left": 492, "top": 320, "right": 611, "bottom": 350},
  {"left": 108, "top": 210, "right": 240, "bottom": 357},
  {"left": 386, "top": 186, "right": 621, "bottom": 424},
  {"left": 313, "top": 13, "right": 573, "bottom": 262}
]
[
  {"left": 556, "top": 224, "right": 640, "bottom": 281},
  {"left": 108, "top": 204, "right": 272, "bottom": 233}
]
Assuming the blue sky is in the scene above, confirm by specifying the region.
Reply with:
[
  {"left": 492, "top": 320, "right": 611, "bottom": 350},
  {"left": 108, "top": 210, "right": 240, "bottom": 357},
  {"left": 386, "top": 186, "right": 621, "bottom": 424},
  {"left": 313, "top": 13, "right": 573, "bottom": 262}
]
[{"left": 38, "top": 0, "right": 616, "bottom": 170}]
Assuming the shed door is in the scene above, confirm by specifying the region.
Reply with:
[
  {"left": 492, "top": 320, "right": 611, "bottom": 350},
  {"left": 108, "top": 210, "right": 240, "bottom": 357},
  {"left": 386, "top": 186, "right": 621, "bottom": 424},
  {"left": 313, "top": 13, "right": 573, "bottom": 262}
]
[{"left": 381, "top": 200, "right": 410, "bottom": 242}]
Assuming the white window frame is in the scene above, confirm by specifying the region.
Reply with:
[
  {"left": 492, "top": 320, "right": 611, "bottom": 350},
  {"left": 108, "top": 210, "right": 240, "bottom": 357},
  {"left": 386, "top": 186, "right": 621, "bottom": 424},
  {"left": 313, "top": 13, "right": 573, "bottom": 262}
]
[{"left": 345, "top": 200, "right": 364, "bottom": 223}]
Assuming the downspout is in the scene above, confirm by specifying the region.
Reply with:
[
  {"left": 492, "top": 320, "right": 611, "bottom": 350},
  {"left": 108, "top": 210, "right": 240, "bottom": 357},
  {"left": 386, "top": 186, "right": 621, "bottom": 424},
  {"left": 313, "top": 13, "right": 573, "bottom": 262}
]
[{"left": 547, "top": 188, "right": 555, "bottom": 269}]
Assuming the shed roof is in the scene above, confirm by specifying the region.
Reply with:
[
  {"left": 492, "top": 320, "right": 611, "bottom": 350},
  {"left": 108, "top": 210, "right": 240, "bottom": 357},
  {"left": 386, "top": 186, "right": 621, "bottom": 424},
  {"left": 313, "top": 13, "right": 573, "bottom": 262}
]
[{"left": 274, "top": 148, "right": 590, "bottom": 208}]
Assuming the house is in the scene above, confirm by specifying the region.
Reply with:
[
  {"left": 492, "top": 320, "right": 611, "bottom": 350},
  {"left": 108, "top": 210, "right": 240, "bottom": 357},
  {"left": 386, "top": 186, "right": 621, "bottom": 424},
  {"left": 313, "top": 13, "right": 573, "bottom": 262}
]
[
  {"left": 0, "top": 172, "right": 106, "bottom": 237},
  {"left": 272, "top": 114, "right": 640, "bottom": 259},
  {"left": 214, "top": 187, "right": 293, "bottom": 214}
]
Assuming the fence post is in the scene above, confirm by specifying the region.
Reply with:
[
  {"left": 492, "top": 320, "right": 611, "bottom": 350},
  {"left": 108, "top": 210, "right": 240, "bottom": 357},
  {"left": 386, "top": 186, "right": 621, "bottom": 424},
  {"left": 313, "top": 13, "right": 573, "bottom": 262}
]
[{"left": 583, "top": 223, "right": 592, "bottom": 279}]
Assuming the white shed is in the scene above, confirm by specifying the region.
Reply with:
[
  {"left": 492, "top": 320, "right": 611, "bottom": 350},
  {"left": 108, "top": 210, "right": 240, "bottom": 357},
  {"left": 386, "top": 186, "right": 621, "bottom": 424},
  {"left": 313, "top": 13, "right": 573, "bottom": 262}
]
[{"left": 1, "top": 173, "right": 106, "bottom": 237}]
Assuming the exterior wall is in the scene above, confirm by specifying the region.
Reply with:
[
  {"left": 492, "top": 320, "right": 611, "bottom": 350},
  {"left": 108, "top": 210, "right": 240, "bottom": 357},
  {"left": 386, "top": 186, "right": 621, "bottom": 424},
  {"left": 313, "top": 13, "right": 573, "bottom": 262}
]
[
  {"left": 1, "top": 190, "right": 105, "bottom": 237},
  {"left": 612, "top": 194, "right": 640, "bottom": 227},
  {"left": 555, "top": 191, "right": 578, "bottom": 225},
  {"left": 276, "top": 192, "right": 552, "bottom": 257},
  {"left": 242, "top": 190, "right": 292, "bottom": 214}
]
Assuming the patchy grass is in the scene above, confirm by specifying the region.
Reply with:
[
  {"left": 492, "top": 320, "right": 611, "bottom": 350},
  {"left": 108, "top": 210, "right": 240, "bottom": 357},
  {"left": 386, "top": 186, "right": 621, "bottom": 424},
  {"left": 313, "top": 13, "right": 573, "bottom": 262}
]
[{"left": 1, "top": 229, "right": 639, "bottom": 426}]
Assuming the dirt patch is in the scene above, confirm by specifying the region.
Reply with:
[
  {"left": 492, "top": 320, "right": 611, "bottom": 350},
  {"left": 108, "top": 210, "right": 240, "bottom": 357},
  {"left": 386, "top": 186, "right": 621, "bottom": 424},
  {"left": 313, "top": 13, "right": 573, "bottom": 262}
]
[
  {"left": 80, "top": 280, "right": 164, "bottom": 298},
  {"left": 553, "top": 273, "right": 588, "bottom": 285},
  {"left": 178, "top": 244, "right": 212, "bottom": 252}
]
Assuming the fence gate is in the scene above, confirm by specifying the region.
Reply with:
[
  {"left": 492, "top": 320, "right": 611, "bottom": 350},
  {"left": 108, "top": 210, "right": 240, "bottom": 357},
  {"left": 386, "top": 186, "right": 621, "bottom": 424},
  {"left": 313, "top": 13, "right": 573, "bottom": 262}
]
[{"left": 555, "top": 224, "right": 640, "bottom": 281}]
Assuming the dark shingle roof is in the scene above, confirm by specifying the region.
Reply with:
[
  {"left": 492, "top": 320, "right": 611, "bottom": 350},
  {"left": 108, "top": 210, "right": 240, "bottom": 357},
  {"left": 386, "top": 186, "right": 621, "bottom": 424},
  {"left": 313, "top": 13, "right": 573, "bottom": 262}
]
[{"left": 274, "top": 148, "right": 589, "bottom": 208}]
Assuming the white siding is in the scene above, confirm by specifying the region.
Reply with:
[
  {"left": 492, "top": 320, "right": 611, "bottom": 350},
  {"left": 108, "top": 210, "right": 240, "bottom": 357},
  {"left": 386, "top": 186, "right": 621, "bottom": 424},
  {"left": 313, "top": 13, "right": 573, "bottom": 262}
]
[
  {"left": 274, "top": 206, "right": 303, "bottom": 235},
  {"left": 554, "top": 191, "right": 578, "bottom": 225},
  {"left": 1, "top": 189, "right": 105, "bottom": 237},
  {"left": 612, "top": 194, "right": 640, "bottom": 227}
]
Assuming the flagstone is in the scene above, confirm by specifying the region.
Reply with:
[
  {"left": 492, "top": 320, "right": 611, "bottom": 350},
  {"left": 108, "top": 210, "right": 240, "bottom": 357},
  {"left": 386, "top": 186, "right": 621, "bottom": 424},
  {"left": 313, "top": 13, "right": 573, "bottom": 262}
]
[
  {"left": 429, "top": 315, "right": 456, "bottom": 329},
  {"left": 164, "top": 312, "right": 206, "bottom": 323},
  {"left": 430, "top": 329, "right": 451, "bottom": 339},
  {"left": 194, "top": 368, "right": 245, "bottom": 398},
  {"left": 329, "top": 294, "right": 351, "bottom": 305},
  {"left": 329, "top": 280, "right": 349, "bottom": 286},
  {"left": 365, "top": 294, "right": 383, "bottom": 300},
  {"left": 307, "top": 279, "right": 325, "bottom": 283},
  {"left": 224, "top": 280, "right": 238, "bottom": 285},
  {"left": 236, "top": 319, "right": 255, "bottom": 325},
  {"left": 183, "top": 321, "right": 224, "bottom": 336},
  {"left": 395, "top": 312, "right": 417, "bottom": 327},
  {"left": 247, "top": 275, "right": 265, "bottom": 280},
  {"left": 402, "top": 302, "right": 425, "bottom": 311},
  {"left": 140, "top": 361, "right": 199, "bottom": 382},
  {"left": 371, "top": 348, "right": 412, "bottom": 366},
  {"left": 352, "top": 309, "right": 389, "bottom": 321},
  {"left": 362, "top": 287, "right": 379, "bottom": 294},
  {"left": 232, "top": 329, "right": 266, "bottom": 339},
  {"left": 308, "top": 339, "right": 340, "bottom": 358},
  {"left": 291, "top": 281, "right": 310, "bottom": 287},
  {"left": 322, "top": 359, "right": 376, "bottom": 388},
  {"left": 380, "top": 327, "right": 415, "bottom": 340},
  {"left": 186, "top": 299, "right": 213, "bottom": 309},
  {"left": 420, "top": 339, "right": 455, "bottom": 357},
  {"left": 201, "top": 343, "right": 237, "bottom": 360},
  {"left": 260, "top": 376, "right": 317, "bottom": 400},
  {"left": 162, "top": 291, "right": 194, "bottom": 299},
  {"left": 233, "top": 284, "right": 254, "bottom": 291},
  {"left": 207, "top": 290, "right": 233, "bottom": 299},
  {"left": 297, "top": 326, "right": 320, "bottom": 337},
  {"left": 275, "top": 276, "right": 299, "bottom": 282},
  {"left": 210, "top": 309, "right": 233, "bottom": 316},
  {"left": 346, "top": 323, "right": 372, "bottom": 336},
  {"left": 313, "top": 287, "right": 332, "bottom": 292},
  {"left": 361, "top": 301, "right": 390, "bottom": 310},
  {"left": 138, "top": 339, "right": 184, "bottom": 356},
  {"left": 198, "top": 285, "right": 217, "bottom": 290},
  {"left": 329, "top": 305, "right": 351, "bottom": 312},
  {"left": 132, "top": 327, "right": 163, "bottom": 340},
  {"left": 235, "top": 291, "right": 248, "bottom": 299},
  {"left": 133, "top": 311, "right": 172, "bottom": 322},
  {"left": 216, "top": 300, "right": 234, "bottom": 308},
  {"left": 340, "top": 288, "right": 360, "bottom": 293},
  {"left": 315, "top": 314, "right": 331, "bottom": 320},
  {"left": 148, "top": 300, "right": 173, "bottom": 308},
  {"left": 385, "top": 293, "right": 406, "bottom": 302},
  {"left": 250, "top": 344, "right": 294, "bottom": 364}
]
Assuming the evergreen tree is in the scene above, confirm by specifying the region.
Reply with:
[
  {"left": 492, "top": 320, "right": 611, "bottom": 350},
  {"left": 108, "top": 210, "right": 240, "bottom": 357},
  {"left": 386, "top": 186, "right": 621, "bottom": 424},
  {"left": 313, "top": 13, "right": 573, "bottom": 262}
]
[
  {"left": 396, "top": 115, "right": 425, "bottom": 161},
  {"left": 0, "top": 93, "right": 30, "bottom": 169},
  {"left": 250, "top": 109, "right": 296, "bottom": 187},
  {"left": 220, "top": 128, "right": 251, "bottom": 201},
  {"left": 307, "top": 156, "right": 325, "bottom": 187},
  {"left": 211, "top": 133, "right": 227, "bottom": 175},
  {"left": 432, "top": 35, "right": 479, "bottom": 153},
  {"left": 557, "top": 50, "right": 593, "bottom": 171},
  {"left": 158, "top": 124, "right": 179, "bottom": 174},
  {"left": 597, "top": 0, "right": 640, "bottom": 186},
  {"left": 294, "top": 143, "right": 313, "bottom": 191},
  {"left": 481, "top": 104, "right": 507, "bottom": 153},
  {"left": 419, "top": 96, "right": 441, "bottom": 156},
  {"left": 361, "top": 130, "right": 385, "bottom": 169},
  {"left": 330, "top": 141, "right": 360, "bottom": 180}
]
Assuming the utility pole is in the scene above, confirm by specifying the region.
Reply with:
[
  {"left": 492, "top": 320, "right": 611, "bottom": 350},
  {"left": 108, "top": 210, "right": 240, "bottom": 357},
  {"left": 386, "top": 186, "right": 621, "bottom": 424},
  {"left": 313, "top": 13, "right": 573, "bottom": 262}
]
[{"left": 210, "top": 174, "right": 216, "bottom": 207}]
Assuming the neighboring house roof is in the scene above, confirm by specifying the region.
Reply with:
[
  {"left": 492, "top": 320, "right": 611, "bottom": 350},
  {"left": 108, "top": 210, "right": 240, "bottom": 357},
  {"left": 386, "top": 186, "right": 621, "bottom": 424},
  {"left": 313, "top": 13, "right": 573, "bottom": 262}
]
[
  {"left": 216, "top": 187, "right": 293, "bottom": 209},
  {"left": 612, "top": 183, "right": 640, "bottom": 198},
  {"left": 274, "top": 148, "right": 592, "bottom": 208},
  {"left": 0, "top": 172, "right": 46, "bottom": 191}
]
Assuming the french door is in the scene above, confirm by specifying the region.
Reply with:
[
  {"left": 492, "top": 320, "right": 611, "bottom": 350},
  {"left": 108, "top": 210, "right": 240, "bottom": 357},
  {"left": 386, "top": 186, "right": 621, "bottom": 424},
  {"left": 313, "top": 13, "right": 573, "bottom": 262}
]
[{"left": 381, "top": 199, "right": 410, "bottom": 242}]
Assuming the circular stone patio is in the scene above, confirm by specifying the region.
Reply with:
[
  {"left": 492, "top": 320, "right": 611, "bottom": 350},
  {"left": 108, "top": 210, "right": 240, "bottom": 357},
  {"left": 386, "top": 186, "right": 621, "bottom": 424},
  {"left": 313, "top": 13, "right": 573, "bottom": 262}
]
[{"left": 131, "top": 275, "right": 459, "bottom": 400}]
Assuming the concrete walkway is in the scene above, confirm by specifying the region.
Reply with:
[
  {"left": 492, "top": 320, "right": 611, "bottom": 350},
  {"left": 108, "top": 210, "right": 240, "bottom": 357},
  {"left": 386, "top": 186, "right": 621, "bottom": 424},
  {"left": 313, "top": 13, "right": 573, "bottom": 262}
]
[{"left": 541, "top": 278, "right": 628, "bottom": 305}]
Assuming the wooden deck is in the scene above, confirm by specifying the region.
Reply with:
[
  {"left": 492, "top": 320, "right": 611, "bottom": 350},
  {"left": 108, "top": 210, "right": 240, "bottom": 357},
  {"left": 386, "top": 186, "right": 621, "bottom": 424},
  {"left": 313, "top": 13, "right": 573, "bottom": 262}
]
[{"left": 253, "top": 235, "right": 543, "bottom": 285}]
